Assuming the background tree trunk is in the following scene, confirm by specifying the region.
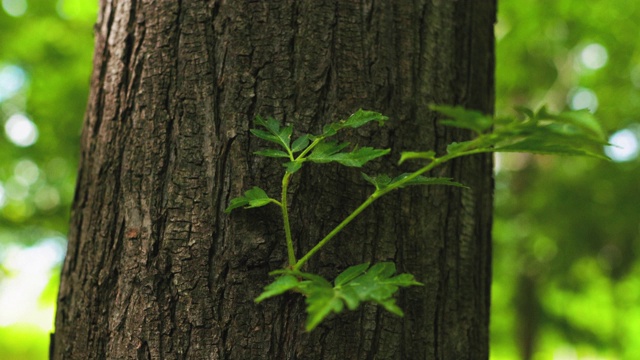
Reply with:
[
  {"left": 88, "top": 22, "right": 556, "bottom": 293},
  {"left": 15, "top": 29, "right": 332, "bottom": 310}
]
[{"left": 53, "top": 1, "right": 495, "bottom": 359}]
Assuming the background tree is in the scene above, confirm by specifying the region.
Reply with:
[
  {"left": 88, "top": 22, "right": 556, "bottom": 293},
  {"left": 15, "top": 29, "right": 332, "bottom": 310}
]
[{"left": 49, "top": 1, "right": 495, "bottom": 359}]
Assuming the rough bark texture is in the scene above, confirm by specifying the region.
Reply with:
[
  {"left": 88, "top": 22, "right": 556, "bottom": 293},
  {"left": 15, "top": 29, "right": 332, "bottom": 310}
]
[{"left": 53, "top": 1, "right": 495, "bottom": 359}]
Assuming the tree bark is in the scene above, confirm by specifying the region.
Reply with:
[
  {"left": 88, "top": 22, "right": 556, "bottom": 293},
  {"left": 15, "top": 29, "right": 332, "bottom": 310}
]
[{"left": 53, "top": 1, "right": 495, "bottom": 359}]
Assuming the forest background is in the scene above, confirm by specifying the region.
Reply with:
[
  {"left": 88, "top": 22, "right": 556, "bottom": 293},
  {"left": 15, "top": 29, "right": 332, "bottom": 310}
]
[{"left": 0, "top": 1, "right": 638, "bottom": 359}]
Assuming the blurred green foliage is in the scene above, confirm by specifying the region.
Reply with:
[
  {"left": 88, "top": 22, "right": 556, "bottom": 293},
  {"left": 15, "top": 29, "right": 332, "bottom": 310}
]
[
  {"left": 0, "top": 0, "right": 96, "bottom": 359},
  {"left": 0, "top": 1, "right": 638, "bottom": 359},
  {"left": 493, "top": 0, "right": 640, "bottom": 359}
]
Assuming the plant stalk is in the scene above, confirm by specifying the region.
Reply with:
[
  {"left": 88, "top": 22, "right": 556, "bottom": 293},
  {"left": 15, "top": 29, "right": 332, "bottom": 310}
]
[{"left": 281, "top": 172, "right": 297, "bottom": 266}]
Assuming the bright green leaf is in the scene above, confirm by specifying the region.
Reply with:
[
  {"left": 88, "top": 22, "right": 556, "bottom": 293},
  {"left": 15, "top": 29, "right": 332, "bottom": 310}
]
[
  {"left": 255, "top": 275, "right": 301, "bottom": 303},
  {"left": 283, "top": 160, "right": 303, "bottom": 174},
  {"left": 334, "top": 262, "right": 370, "bottom": 286}
]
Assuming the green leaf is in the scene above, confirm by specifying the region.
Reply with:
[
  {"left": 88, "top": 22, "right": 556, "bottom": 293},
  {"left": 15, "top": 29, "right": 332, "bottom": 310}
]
[
  {"left": 283, "top": 160, "right": 303, "bottom": 174},
  {"left": 305, "top": 285, "right": 343, "bottom": 331},
  {"left": 390, "top": 175, "right": 468, "bottom": 189},
  {"left": 341, "top": 109, "right": 389, "bottom": 129},
  {"left": 291, "top": 134, "right": 311, "bottom": 152},
  {"left": 256, "top": 263, "right": 422, "bottom": 331},
  {"left": 225, "top": 186, "right": 278, "bottom": 213},
  {"left": 320, "top": 109, "right": 388, "bottom": 137},
  {"left": 244, "top": 186, "right": 274, "bottom": 208},
  {"left": 254, "top": 149, "right": 291, "bottom": 158},
  {"left": 306, "top": 141, "right": 350, "bottom": 162},
  {"left": 334, "top": 262, "right": 370, "bottom": 286},
  {"left": 308, "top": 142, "right": 390, "bottom": 167},
  {"left": 255, "top": 275, "right": 301, "bottom": 303},
  {"left": 253, "top": 116, "right": 293, "bottom": 151},
  {"left": 330, "top": 147, "right": 391, "bottom": 167},
  {"left": 224, "top": 196, "right": 250, "bottom": 213},
  {"left": 431, "top": 105, "right": 494, "bottom": 134},
  {"left": 398, "top": 151, "right": 436, "bottom": 164}
]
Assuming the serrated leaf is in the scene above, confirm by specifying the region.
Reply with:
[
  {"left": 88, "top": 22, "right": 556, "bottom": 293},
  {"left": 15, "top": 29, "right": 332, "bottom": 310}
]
[
  {"left": 330, "top": 147, "right": 391, "bottom": 167},
  {"left": 341, "top": 109, "right": 389, "bottom": 129},
  {"left": 253, "top": 116, "right": 293, "bottom": 151},
  {"left": 308, "top": 143, "right": 390, "bottom": 167},
  {"left": 224, "top": 196, "right": 250, "bottom": 213},
  {"left": 291, "top": 134, "right": 311, "bottom": 152},
  {"left": 257, "top": 263, "right": 422, "bottom": 332},
  {"left": 319, "top": 109, "right": 388, "bottom": 137},
  {"left": 305, "top": 286, "right": 342, "bottom": 331},
  {"left": 306, "top": 141, "right": 350, "bottom": 162},
  {"left": 250, "top": 129, "right": 281, "bottom": 145},
  {"left": 334, "top": 262, "right": 370, "bottom": 286},
  {"left": 225, "top": 186, "right": 276, "bottom": 213},
  {"left": 255, "top": 275, "right": 300, "bottom": 303},
  {"left": 254, "top": 149, "right": 291, "bottom": 158},
  {"left": 390, "top": 175, "right": 468, "bottom": 189},
  {"left": 494, "top": 138, "right": 610, "bottom": 159},
  {"left": 431, "top": 105, "right": 493, "bottom": 134},
  {"left": 398, "top": 151, "right": 436, "bottom": 164}
]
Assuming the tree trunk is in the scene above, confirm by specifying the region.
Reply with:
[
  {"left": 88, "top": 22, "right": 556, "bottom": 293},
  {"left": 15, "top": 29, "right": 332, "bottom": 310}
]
[{"left": 53, "top": 1, "right": 495, "bottom": 359}]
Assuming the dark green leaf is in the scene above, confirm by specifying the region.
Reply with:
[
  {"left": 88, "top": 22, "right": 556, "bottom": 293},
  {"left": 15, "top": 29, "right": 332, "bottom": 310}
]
[
  {"left": 291, "top": 134, "right": 311, "bottom": 152},
  {"left": 253, "top": 116, "right": 293, "bottom": 150},
  {"left": 341, "top": 109, "right": 389, "bottom": 129},
  {"left": 329, "top": 147, "right": 391, "bottom": 167},
  {"left": 431, "top": 105, "right": 493, "bottom": 134},
  {"left": 254, "top": 149, "right": 291, "bottom": 158},
  {"left": 308, "top": 143, "right": 390, "bottom": 167},
  {"left": 390, "top": 175, "right": 468, "bottom": 189},
  {"left": 306, "top": 141, "right": 350, "bottom": 162}
]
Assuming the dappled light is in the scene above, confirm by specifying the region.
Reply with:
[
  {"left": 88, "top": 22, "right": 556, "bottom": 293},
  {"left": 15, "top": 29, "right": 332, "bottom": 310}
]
[
  {"left": 568, "top": 87, "right": 598, "bottom": 113},
  {"left": 605, "top": 128, "right": 639, "bottom": 162},
  {"left": 1, "top": 0, "right": 27, "bottom": 17},
  {"left": 579, "top": 43, "right": 609, "bottom": 70},
  {"left": 4, "top": 113, "right": 38, "bottom": 147}
]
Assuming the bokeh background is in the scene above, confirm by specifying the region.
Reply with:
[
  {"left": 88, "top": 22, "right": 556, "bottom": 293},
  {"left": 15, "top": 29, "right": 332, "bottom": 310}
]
[{"left": 0, "top": 1, "right": 638, "bottom": 359}]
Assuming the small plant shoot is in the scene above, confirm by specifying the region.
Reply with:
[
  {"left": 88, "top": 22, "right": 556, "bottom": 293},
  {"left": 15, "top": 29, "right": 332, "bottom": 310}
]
[{"left": 226, "top": 106, "right": 608, "bottom": 331}]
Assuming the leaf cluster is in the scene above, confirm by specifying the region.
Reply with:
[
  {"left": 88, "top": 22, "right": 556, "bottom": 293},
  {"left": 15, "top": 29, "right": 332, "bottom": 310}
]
[
  {"left": 256, "top": 262, "right": 422, "bottom": 331},
  {"left": 225, "top": 104, "right": 609, "bottom": 332}
]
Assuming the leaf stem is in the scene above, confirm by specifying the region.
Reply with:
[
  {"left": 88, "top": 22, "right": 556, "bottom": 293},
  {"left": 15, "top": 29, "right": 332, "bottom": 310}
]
[
  {"left": 293, "top": 149, "right": 488, "bottom": 271},
  {"left": 293, "top": 194, "right": 378, "bottom": 271},
  {"left": 281, "top": 172, "right": 297, "bottom": 266}
]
